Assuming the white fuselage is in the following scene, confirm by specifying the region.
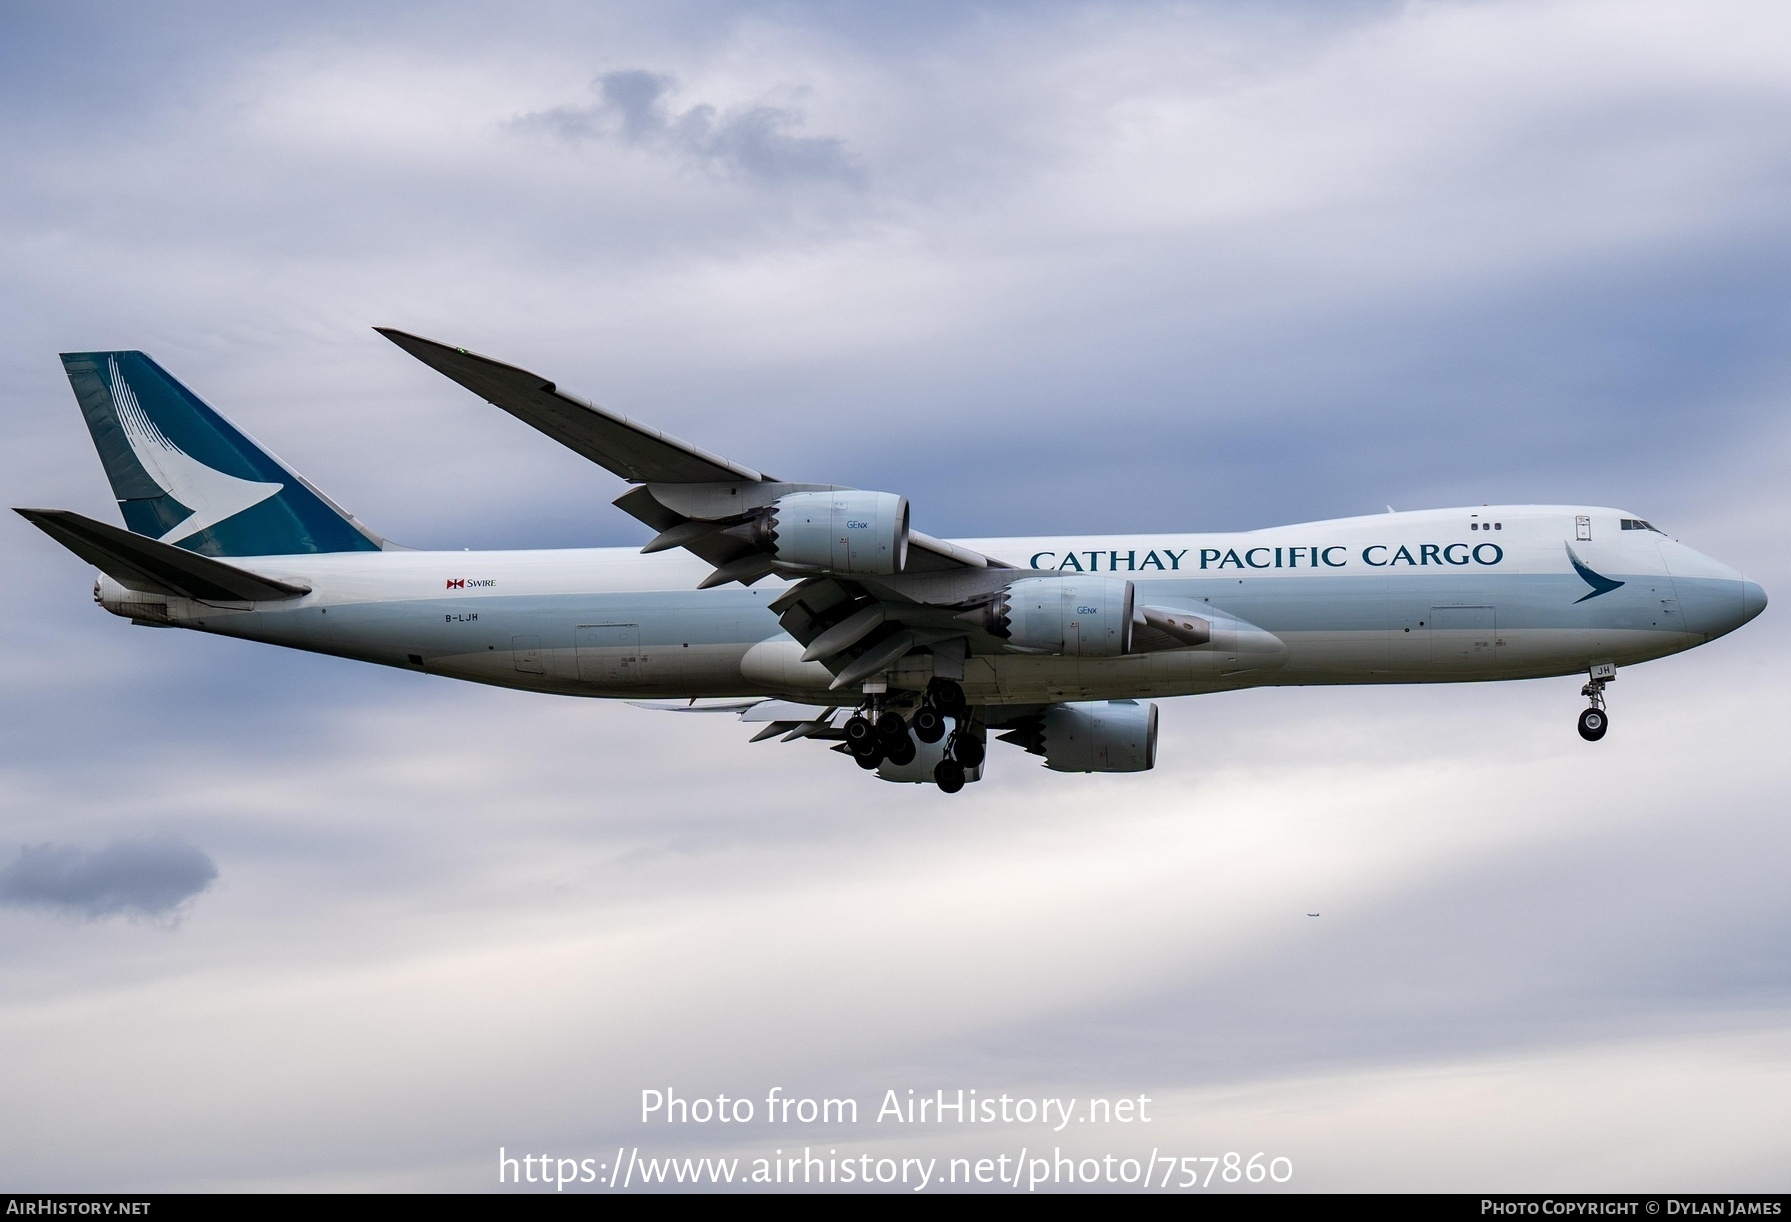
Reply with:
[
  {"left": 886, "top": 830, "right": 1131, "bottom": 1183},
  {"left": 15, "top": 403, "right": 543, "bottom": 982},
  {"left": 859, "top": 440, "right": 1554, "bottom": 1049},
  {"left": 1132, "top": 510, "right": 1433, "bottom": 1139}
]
[{"left": 98, "top": 505, "right": 1764, "bottom": 706}]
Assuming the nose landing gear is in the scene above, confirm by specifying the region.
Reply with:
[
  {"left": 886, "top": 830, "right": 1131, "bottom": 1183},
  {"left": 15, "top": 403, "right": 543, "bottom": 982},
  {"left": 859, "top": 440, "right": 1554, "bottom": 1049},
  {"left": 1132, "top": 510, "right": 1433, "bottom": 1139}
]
[
  {"left": 1577, "top": 706, "right": 1607, "bottom": 741},
  {"left": 1578, "top": 662, "right": 1614, "bottom": 741}
]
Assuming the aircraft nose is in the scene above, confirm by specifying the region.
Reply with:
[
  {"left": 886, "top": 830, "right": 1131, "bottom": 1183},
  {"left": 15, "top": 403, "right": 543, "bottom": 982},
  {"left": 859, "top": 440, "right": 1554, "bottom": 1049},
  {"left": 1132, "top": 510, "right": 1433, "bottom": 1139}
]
[{"left": 1742, "top": 579, "right": 1767, "bottom": 624}]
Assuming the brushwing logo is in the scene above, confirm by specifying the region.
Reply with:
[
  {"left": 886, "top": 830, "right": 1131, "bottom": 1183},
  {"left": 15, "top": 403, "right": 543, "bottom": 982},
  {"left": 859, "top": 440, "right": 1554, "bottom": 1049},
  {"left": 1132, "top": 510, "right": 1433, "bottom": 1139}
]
[
  {"left": 1566, "top": 543, "right": 1625, "bottom": 603},
  {"left": 108, "top": 356, "right": 284, "bottom": 545}
]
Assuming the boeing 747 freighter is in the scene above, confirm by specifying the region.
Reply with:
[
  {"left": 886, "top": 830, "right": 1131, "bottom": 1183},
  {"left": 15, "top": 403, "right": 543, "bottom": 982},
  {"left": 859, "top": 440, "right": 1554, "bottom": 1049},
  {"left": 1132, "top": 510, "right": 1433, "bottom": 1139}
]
[{"left": 18, "top": 332, "right": 1766, "bottom": 791}]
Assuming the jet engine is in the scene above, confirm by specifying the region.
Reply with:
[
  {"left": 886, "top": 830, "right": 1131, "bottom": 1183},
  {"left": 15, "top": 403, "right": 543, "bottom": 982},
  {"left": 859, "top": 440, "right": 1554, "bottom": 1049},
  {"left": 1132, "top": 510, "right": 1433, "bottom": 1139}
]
[
  {"left": 967, "top": 576, "right": 1135, "bottom": 657},
  {"left": 764, "top": 490, "right": 909, "bottom": 576},
  {"left": 1040, "top": 700, "right": 1158, "bottom": 773}
]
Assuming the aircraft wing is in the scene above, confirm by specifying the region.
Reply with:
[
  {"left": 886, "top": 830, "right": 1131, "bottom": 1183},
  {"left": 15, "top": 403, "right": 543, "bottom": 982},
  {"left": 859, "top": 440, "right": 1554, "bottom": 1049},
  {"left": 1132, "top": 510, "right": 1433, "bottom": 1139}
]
[
  {"left": 376, "top": 328, "right": 765, "bottom": 484},
  {"left": 379, "top": 328, "right": 1004, "bottom": 578},
  {"left": 379, "top": 329, "right": 1047, "bottom": 692}
]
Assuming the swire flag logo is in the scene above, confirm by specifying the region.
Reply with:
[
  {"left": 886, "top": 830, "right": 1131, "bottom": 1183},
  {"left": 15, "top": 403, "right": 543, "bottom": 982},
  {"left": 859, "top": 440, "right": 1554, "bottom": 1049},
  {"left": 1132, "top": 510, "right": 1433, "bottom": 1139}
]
[{"left": 445, "top": 578, "right": 465, "bottom": 589}]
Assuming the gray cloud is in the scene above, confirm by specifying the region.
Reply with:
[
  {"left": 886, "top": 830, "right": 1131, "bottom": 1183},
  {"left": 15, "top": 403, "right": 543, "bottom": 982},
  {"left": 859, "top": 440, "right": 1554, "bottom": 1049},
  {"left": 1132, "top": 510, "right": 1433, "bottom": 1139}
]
[
  {"left": 0, "top": 837, "right": 218, "bottom": 920},
  {"left": 516, "top": 69, "right": 862, "bottom": 185}
]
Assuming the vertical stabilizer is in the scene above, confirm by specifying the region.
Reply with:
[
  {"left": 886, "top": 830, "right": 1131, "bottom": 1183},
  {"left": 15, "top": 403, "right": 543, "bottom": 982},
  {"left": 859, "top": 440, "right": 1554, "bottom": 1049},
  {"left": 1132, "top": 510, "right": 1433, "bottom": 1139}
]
[{"left": 60, "top": 351, "right": 383, "bottom": 556}]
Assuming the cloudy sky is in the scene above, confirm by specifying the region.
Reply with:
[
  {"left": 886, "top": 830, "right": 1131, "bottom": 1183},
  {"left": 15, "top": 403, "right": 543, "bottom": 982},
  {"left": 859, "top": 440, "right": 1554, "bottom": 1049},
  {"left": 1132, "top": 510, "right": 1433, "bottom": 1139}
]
[{"left": 2, "top": 0, "right": 1788, "bottom": 1192}]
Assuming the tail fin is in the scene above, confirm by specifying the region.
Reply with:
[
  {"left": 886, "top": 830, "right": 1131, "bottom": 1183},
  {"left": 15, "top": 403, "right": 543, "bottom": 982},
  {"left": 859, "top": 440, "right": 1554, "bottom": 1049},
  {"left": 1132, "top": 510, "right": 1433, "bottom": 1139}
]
[{"left": 60, "top": 351, "right": 384, "bottom": 557}]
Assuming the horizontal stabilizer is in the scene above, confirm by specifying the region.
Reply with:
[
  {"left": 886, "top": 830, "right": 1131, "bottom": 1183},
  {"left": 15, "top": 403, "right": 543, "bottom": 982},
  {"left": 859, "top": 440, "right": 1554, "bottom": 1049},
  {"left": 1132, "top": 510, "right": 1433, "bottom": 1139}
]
[
  {"left": 15, "top": 508, "right": 311, "bottom": 601},
  {"left": 376, "top": 329, "right": 767, "bottom": 485}
]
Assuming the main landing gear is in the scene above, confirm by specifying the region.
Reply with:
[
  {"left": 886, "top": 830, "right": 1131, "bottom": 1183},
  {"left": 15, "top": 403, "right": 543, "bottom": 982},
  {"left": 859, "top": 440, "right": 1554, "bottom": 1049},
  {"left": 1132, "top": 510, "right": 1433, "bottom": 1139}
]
[
  {"left": 933, "top": 730, "right": 984, "bottom": 793},
  {"left": 842, "top": 712, "right": 890, "bottom": 768},
  {"left": 912, "top": 678, "right": 965, "bottom": 745},
  {"left": 842, "top": 707, "right": 919, "bottom": 769},
  {"left": 841, "top": 679, "right": 981, "bottom": 792},
  {"left": 926, "top": 679, "right": 981, "bottom": 793},
  {"left": 1578, "top": 662, "right": 1614, "bottom": 741}
]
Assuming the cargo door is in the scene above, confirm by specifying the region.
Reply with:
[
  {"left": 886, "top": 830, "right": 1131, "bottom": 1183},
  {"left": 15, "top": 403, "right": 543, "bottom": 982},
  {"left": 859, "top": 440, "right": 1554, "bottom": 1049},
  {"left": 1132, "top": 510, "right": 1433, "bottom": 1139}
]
[
  {"left": 1429, "top": 605, "right": 1496, "bottom": 666},
  {"left": 575, "top": 623, "right": 641, "bottom": 685}
]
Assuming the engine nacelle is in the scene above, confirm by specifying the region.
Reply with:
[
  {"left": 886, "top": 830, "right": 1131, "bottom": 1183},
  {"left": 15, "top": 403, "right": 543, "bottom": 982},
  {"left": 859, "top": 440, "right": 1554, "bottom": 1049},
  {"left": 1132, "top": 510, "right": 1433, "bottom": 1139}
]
[
  {"left": 767, "top": 490, "right": 909, "bottom": 576},
  {"left": 986, "top": 576, "right": 1134, "bottom": 657},
  {"left": 1041, "top": 700, "right": 1158, "bottom": 773}
]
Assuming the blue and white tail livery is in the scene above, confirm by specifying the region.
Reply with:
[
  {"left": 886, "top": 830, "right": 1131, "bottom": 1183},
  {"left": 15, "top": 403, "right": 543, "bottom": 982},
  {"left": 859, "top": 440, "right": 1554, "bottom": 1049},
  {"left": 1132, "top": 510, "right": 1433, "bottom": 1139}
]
[
  {"left": 60, "top": 351, "right": 382, "bottom": 557},
  {"left": 19, "top": 331, "right": 1768, "bottom": 792}
]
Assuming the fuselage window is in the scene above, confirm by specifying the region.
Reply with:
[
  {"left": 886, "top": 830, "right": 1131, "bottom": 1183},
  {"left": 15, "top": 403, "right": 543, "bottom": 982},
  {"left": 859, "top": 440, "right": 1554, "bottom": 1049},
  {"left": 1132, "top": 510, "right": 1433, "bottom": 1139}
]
[{"left": 1621, "top": 518, "right": 1664, "bottom": 533}]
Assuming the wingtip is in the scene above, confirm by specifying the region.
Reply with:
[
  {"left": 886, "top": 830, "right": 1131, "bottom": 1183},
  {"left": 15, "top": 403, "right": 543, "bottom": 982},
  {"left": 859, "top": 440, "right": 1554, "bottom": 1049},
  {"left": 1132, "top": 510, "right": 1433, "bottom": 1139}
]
[
  {"left": 373, "top": 326, "right": 448, "bottom": 351},
  {"left": 377, "top": 328, "right": 488, "bottom": 364}
]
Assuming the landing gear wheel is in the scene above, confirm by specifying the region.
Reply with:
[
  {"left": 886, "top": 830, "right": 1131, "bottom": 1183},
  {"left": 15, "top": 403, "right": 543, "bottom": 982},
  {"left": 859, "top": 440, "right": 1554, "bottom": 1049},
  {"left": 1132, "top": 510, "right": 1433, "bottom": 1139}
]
[
  {"left": 927, "top": 678, "right": 968, "bottom": 719},
  {"left": 949, "top": 734, "right": 985, "bottom": 768},
  {"left": 885, "top": 736, "right": 917, "bottom": 766},
  {"left": 1578, "top": 664, "right": 1613, "bottom": 743},
  {"left": 912, "top": 706, "right": 946, "bottom": 743},
  {"left": 854, "top": 746, "right": 884, "bottom": 769},
  {"left": 876, "top": 711, "right": 909, "bottom": 748},
  {"left": 934, "top": 758, "right": 966, "bottom": 793},
  {"left": 844, "top": 715, "right": 877, "bottom": 756}
]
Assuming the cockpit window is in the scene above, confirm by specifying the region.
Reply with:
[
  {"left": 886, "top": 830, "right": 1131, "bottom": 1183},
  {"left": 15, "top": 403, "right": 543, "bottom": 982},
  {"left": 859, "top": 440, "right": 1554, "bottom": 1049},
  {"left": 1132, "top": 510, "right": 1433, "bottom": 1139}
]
[{"left": 1620, "top": 518, "right": 1664, "bottom": 534}]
